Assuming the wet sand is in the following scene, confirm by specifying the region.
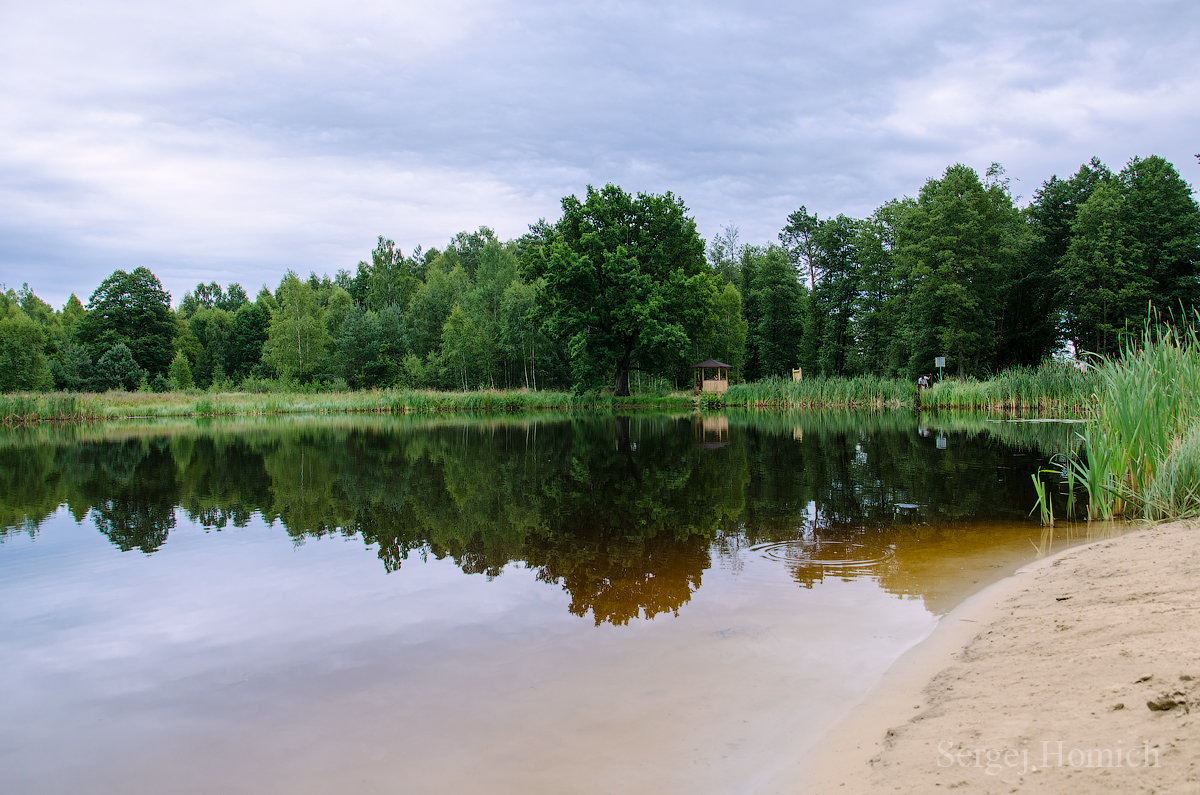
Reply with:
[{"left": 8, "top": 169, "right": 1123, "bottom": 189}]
[{"left": 800, "top": 521, "right": 1200, "bottom": 794}]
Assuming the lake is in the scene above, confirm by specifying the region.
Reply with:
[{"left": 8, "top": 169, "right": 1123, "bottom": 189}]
[{"left": 0, "top": 411, "right": 1106, "bottom": 794}]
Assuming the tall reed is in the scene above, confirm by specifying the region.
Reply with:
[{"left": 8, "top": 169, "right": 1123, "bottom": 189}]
[
  {"left": 1070, "top": 315, "right": 1200, "bottom": 521},
  {"left": 718, "top": 375, "right": 916, "bottom": 409},
  {"left": 919, "top": 360, "right": 1097, "bottom": 412}
]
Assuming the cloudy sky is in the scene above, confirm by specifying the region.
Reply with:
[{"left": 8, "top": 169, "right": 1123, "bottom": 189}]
[{"left": 2, "top": 0, "right": 1198, "bottom": 307}]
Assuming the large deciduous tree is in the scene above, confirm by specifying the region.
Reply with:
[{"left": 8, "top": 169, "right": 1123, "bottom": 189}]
[
  {"left": 1058, "top": 180, "right": 1152, "bottom": 356},
  {"left": 530, "top": 184, "right": 718, "bottom": 395},
  {"left": 740, "top": 244, "right": 806, "bottom": 381},
  {"left": 1026, "top": 157, "right": 1112, "bottom": 359},
  {"left": 895, "top": 164, "right": 1027, "bottom": 377},
  {"left": 1118, "top": 155, "right": 1200, "bottom": 312},
  {"left": 77, "top": 267, "right": 175, "bottom": 377}
]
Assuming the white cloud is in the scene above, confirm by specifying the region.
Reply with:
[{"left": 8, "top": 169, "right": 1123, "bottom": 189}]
[{"left": 2, "top": 0, "right": 1198, "bottom": 305}]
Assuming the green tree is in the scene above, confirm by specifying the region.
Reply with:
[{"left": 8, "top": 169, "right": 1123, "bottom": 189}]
[
  {"left": 780, "top": 205, "right": 820, "bottom": 290},
  {"left": 498, "top": 279, "right": 550, "bottom": 390},
  {"left": 94, "top": 342, "right": 146, "bottom": 391},
  {"left": 1026, "top": 158, "right": 1112, "bottom": 359},
  {"left": 0, "top": 305, "right": 54, "bottom": 392},
  {"left": 168, "top": 351, "right": 194, "bottom": 390},
  {"left": 406, "top": 260, "right": 471, "bottom": 360},
  {"left": 896, "top": 164, "right": 1026, "bottom": 377},
  {"left": 227, "top": 300, "right": 270, "bottom": 381},
  {"left": 690, "top": 281, "right": 748, "bottom": 379},
  {"left": 446, "top": 227, "right": 500, "bottom": 279},
  {"left": 707, "top": 224, "right": 744, "bottom": 286},
  {"left": 850, "top": 201, "right": 908, "bottom": 375},
  {"left": 1118, "top": 155, "right": 1200, "bottom": 311},
  {"left": 61, "top": 293, "right": 86, "bottom": 339},
  {"left": 51, "top": 340, "right": 94, "bottom": 391},
  {"left": 77, "top": 267, "right": 175, "bottom": 377},
  {"left": 440, "top": 304, "right": 488, "bottom": 390},
  {"left": 741, "top": 244, "right": 806, "bottom": 380},
  {"left": 365, "top": 236, "right": 419, "bottom": 311},
  {"left": 263, "top": 272, "right": 329, "bottom": 382},
  {"left": 530, "top": 184, "right": 717, "bottom": 395},
  {"left": 187, "top": 307, "right": 233, "bottom": 388},
  {"left": 807, "top": 214, "right": 861, "bottom": 375},
  {"left": 1059, "top": 180, "right": 1151, "bottom": 355},
  {"left": 463, "top": 239, "right": 518, "bottom": 386},
  {"left": 332, "top": 307, "right": 386, "bottom": 388}
]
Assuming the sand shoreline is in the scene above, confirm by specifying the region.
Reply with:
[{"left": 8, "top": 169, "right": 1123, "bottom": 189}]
[{"left": 798, "top": 521, "right": 1200, "bottom": 794}]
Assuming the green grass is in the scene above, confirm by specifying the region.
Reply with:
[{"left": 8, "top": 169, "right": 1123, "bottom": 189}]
[
  {"left": 1045, "top": 316, "right": 1200, "bottom": 522},
  {"left": 714, "top": 375, "right": 917, "bottom": 409},
  {"left": 1080, "top": 319, "right": 1200, "bottom": 521},
  {"left": 0, "top": 388, "right": 696, "bottom": 424},
  {"left": 918, "top": 360, "right": 1098, "bottom": 412}
]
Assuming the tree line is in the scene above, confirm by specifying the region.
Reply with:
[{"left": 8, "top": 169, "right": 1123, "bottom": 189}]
[{"left": 1, "top": 154, "right": 1197, "bottom": 394}]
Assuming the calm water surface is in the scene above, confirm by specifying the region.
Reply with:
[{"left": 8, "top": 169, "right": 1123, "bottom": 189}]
[{"left": 0, "top": 412, "right": 1105, "bottom": 794}]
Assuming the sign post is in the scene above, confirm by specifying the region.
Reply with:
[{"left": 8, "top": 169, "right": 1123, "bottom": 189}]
[{"left": 934, "top": 356, "right": 946, "bottom": 382}]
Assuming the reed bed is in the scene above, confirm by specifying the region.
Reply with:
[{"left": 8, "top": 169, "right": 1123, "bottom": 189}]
[
  {"left": 919, "top": 360, "right": 1097, "bottom": 412},
  {"left": 1068, "top": 319, "right": 1200, "bottom": 521},
  {"left": 715, "top": 375, "right": 917, "bottom": 409},
  {"left": 0, "top": 388, "right": 695, "bottom": 424}
]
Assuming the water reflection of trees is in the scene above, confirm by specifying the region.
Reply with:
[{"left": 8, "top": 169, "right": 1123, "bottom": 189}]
[{"left": 0, "top": 412, "right": 1066, "bottom": 623}]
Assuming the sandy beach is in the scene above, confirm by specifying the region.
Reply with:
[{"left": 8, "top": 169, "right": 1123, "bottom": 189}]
[{"left": 805, "top": 520, "right": 1200, "bottom": 794}]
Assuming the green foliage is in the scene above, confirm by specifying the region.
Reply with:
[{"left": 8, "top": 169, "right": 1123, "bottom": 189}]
[
  {"left": 0, "top": 307, "right": 54, "bottom": 392},
  {"left": 1069, "top": 316, "right": 1200, "bottom": 520},
  {"left": 918, "top": 360, "right": 1097, "bottom": 411},
  {"left": 896, "top": 163, "right": 1030, "bottom": 378},
  {"left": 329, "top": 306, "right": 381, "bottom": 387},
  {"left": 721, "top": 374, "right": 916, "bottom": 408},
  {"left": 263, "top": 272, "right": 330, "bottom": 382},
  {"left": 168, "top": 351, "right": 194, "bottom": 390},
  {"left": 850, "top": 201, "right": 907, "bottom": 375},
  {"left": 187, "top": 307, "right": 233, "bottom": 388},
  {"left": 740, "top": 244, "right": 805, "bottom": 380},
  {"left": 227, "top": 300, "right": 270, "bottom": 380},
  {"left": 364, "top": 236, "right": 419, "bottom": 311},
  {"left": 1059, "top": 180, "right": 1150, "bottom": 355},
  {"left": 807, "top": 214, "right": 861, "bottom": 375},
  {"left": 77, "top": 267, "right": 175, "bottom": 376},
  {"left": 1052, "top": 155, "right": 1200, "bottom": 357},
  {"left": 530, "top": 184, "right": 718, "bottom": 395},
  {"left": 1119, "top": 155, "right": 1200, "bottom": 310},
  {"left": 51, "top": 340, "right": 94, "bottom": 391},
  {"left": 94, "top": 343, "right": 147, "bottom": 391},
  {"left": 9, "top": 155, "right": 1197, "bottom": 402},
  {"left": 406, "top": 262, "right": 470, "bottom": 359}
]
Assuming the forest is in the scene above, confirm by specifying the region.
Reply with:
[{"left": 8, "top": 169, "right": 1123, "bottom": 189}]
[{"left": 1, "top": 155, "right": 1197, "bottom": 395}]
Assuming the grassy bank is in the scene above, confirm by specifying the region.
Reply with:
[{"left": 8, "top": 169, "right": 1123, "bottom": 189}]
[
  {"left": 1063, "top": 319, "right": 1200, "bottom": 521},
  {"left": 704, "top": 363, "right": 1097, "bottom": 412},
  {"left": 917, "top": 360, "right": 1097, "bottom": 412},
  {"left": 713, "top": 375, "right": 917, "bottom": 409},
  {"left": 0, "top": 388, "right": 694, "bottom": 424}
]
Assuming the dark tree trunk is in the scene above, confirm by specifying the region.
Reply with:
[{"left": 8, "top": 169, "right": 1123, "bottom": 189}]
[{"left": 614, "top": 348, "right": 632, "bottom": 396}]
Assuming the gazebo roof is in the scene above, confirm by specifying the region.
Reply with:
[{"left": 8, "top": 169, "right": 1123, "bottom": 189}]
[{"left": 692, "top": 359, "right": 732, "bottom": 369}]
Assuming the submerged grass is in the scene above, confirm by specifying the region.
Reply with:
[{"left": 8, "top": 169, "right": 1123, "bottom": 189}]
[{"left": 0, "top": 388, "right": 696, "bottom": 424}]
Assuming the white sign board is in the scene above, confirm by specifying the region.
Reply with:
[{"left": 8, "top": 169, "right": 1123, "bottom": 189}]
[{"left": 934, "top": 357, "right": 946, "bottom": 368}]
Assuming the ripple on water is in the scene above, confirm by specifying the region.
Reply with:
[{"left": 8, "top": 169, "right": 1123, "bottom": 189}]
[{"left": 750, "top": 539, "right": 896, "bottom": 582}]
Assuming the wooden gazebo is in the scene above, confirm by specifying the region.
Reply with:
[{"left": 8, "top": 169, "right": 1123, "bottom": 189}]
[{"left": 692, "top": 359, "right": 732, "bottom": 395}]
